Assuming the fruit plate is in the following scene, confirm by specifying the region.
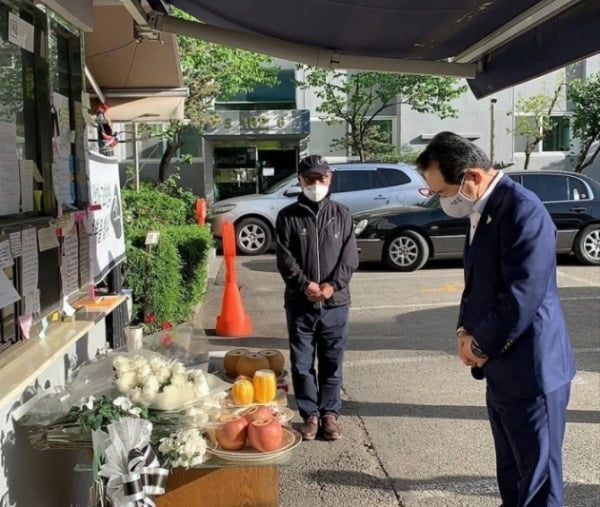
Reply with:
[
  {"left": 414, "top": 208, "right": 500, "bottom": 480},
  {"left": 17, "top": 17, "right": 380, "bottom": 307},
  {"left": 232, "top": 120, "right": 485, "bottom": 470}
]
[
  {"left": 206, "top": 427, "right": 301, "bottom": 463},
  {"left": 230, "top": 405, "right": 294, "bottom": 425}
]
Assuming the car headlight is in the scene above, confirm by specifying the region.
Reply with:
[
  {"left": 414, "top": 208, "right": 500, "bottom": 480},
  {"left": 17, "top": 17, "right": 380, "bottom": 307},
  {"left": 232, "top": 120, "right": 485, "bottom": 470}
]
[
  {"left": 354, "top": 219, "right": 368, "bottom": 236},
  {"left": 210, "top": 204, "right": 236, "bottom": 215}
]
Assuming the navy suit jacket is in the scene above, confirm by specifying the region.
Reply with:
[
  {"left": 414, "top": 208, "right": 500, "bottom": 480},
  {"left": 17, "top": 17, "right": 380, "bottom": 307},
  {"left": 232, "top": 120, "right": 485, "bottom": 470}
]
[{"left": 458, "top": 175, "right": 575, "bottom": 400}]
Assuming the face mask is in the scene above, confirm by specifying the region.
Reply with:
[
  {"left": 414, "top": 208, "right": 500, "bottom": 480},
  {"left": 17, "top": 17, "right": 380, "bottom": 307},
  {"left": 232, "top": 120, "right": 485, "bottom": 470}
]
[
  {"left": 302, "top": 183, "right": 329, "bottom": 202},
  {"left": 439, "top": 177, "right": 476, "bottom": 218}
]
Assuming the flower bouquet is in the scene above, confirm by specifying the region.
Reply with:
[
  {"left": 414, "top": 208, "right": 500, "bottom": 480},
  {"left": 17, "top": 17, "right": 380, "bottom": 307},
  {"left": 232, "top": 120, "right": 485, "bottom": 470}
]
[{"left": 112, "top": 354, "right": 213, "bottom": 411}]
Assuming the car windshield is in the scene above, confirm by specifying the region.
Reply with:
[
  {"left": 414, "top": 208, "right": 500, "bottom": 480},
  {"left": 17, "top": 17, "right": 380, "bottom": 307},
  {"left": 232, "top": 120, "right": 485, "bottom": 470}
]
[{"left": 263, "top": 176, "right": 296, "bottom": 194}]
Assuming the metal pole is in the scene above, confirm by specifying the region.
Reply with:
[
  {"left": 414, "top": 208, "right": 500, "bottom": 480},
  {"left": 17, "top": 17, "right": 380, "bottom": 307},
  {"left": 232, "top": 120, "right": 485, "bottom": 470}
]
[
  {"left": 490, "top": 98, "right": 497, "bottom": 165},
  {"left": 133, "top": 122, "right": 140, "bottom": 191}
]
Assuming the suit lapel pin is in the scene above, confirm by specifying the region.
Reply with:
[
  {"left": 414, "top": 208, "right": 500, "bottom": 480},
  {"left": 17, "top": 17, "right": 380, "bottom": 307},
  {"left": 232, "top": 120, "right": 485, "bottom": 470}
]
[{"left": 486, "top": 215, "right": 492, "bottom": 224}]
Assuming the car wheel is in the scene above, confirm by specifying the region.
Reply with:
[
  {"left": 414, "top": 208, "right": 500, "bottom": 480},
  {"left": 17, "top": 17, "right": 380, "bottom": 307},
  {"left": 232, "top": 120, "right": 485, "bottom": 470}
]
[
  {"left": 235, "top": 218, "right": 272, "bottom": 255},
  {"left": 574, "top": 224, "right": 600, "bottom": 265},
  {"left": 383, "top": 230, "right": 429, "bottom": 271}
]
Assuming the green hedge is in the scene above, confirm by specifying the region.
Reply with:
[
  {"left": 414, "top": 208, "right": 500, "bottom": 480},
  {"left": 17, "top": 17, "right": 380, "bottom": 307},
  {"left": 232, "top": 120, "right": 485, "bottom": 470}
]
[{"left": 122, "top": 186, "right": 213, "bottom": 330}]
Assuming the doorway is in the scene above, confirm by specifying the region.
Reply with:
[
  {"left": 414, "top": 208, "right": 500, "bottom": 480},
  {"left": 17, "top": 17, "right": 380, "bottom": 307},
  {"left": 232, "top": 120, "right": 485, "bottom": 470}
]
[{"left": 257, "top": 149, "right": 297, "bottom": 192}]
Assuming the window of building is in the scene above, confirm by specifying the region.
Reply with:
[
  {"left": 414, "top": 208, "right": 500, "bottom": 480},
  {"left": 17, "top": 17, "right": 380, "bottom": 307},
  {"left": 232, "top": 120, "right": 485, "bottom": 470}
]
[
  {"left": 215, "top": 69, "right": 296, "bottom": 111},
  {"left": 542, "top": 116, "right": 570, "bottom": 152},
  {"left": 179, "top": 126, "right": 203, "bottom": 158},
  {"left": 514, "top": 115, "right": 571, "bottom": 153},
  {"left": 371, "top": 118, "right": 394, "bottom": 145}
]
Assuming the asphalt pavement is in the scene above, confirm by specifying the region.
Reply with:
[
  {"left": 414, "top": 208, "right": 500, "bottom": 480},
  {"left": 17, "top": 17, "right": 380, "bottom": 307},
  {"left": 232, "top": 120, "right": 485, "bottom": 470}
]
[{"left": 198, "top": 255, "right": 600, "bottom": 507}]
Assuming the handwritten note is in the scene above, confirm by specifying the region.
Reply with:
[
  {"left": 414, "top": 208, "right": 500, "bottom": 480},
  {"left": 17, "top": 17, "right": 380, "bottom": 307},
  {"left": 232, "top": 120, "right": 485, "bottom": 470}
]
[
  {"left": 0, "top": 120, "right": 20, "bottom": 216},
  {"left": 37, "top": 226, "right": 59, "bottom": 252},
  {"left": 9, "top": 231, "right": 22, "bottom": 258},
  {"left": 61, "top": 226, "right": 79, "bottom": 296},
  {"left": 0, "top": 269, "right": 20, "bottom": 308},
  {"left": 52, "top": 160, "right": 71, "bottom": 207},
  {"left": 78, "top": 221, "right": 91, "bottom": 287},
  {"left": 0, "top": 240, "right": 13, "bottom": 268},
  {"left": 19, "top": 159, "right": 34, "bottom": 212},
  {"left": 21, "top": 228, "right": 38, "bottom": 297}
]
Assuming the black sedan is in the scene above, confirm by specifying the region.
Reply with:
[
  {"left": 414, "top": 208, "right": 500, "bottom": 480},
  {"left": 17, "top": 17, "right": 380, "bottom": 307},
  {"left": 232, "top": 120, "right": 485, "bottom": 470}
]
[{"left": 354, "top": 171, "right": 600, "bottom": 271}]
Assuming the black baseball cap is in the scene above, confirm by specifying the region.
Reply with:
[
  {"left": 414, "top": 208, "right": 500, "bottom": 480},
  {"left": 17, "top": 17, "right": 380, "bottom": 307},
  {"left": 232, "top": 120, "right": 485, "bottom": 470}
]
[{"left": 298, "top": 154, "right": 330, "bottom": 177}]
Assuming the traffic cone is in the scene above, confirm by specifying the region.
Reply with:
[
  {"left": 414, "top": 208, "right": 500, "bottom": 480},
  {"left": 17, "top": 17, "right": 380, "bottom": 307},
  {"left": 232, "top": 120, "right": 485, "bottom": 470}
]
[
  {"left": 215, "top": 222, "right": 252, "bottom": 337},
  {"left": 215, "top": 280, "right": 253, "bottom": 337}
]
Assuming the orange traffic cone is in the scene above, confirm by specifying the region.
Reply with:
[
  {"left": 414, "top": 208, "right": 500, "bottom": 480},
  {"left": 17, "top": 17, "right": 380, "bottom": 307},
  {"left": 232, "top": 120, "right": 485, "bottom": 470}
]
[
  {"left": 215, "top": 222, "right": 252, "bottom": 337},
  {"left": 215, "top": 280, "right": 253, "bottom": 337}
]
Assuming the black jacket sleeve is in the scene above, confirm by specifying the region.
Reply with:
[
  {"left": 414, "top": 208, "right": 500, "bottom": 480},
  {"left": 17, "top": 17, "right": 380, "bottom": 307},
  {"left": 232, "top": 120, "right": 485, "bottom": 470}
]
[
  {"left": 325, "top": 210, "right": 359, "bottom": 291},
  {"left": 275, "top": 211, "right": 309, "bottom": 292}
]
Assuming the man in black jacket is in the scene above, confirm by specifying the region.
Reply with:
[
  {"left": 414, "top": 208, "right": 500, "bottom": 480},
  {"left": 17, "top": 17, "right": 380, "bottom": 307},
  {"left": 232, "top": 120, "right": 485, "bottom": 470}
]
[{"left": 276, "top": 155, "right": 359, "bottom": 441}]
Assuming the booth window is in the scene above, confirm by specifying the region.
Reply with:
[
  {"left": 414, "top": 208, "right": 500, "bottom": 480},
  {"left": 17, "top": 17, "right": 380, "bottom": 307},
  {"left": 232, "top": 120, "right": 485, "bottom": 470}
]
[{"left": 48, "top": 14, "right": 86, "bottom": 208}]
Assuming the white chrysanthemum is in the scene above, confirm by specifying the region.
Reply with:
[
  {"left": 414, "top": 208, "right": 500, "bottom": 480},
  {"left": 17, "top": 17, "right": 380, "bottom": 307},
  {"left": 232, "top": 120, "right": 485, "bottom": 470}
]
[
  {"left": 157, "top": 366, "right": 171, "bottom": 384},
  {"left": 112, "top": 356, "right": 130, "bottom": 371},
  {"left": 116, "top": 371, "right": 138, "bottom": 392},
  {"left": 171, "top": 362, "right": 186, "bottom": 375},
  {"left": 171, "top": 373, "right": 189, "bottom": 388},
  {"left": 131, "top": 356, "right": 148, "bottom": 370},
  {"left": 143, "top": 376, "right": 160, "bottom": 394},
  {"left": 149, "top": 356, "right": 166, "bottom": 373}
]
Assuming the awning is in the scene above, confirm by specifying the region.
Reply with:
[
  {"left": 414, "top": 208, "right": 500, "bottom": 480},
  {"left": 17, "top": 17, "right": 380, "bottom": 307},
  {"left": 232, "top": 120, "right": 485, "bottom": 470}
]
[
  {"left": 85, "top": 4, "right": 187, "bottom": 120},
  {"left": 160, "top": 0, "right": 600, "bottom": 98}
]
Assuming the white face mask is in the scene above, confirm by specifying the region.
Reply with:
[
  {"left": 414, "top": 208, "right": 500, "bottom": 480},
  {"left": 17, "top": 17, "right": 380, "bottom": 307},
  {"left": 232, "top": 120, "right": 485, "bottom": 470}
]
[
  {"left": 439, "top": 177, "right": 476, "bottom": 218},
  {"left": 302, "top": 183, "right": 329, "bottom": 202}
]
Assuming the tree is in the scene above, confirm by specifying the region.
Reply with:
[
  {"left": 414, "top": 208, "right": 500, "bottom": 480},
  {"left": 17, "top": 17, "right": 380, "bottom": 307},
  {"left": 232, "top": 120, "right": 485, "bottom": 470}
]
[
  {"left": 296, "top": 69, "right": 466, "bottom": 161},
  {"left": 568, "top": 73, "right": 600, "bottom": 173},
  {"left": 153, "top": 10, "right": 279, "bottom": 182},
  {"left": 512, "top": 81, "right": 564, "bottom": 170}
]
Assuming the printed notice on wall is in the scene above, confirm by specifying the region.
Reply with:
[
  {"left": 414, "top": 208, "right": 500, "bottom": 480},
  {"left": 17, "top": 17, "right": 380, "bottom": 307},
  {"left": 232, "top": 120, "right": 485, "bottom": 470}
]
[
  {"left": 37, "top": 226, "right": 59, "bottom": 252},
  {"left": 19, "top": 159, "right": 34, "bottom": 212},
  {"left": 21, "top": 228, "right": 39, "bottom": 297},
  {"left": 61, "top": 226, "right": 79, "bottom": 296},
  {"left": 0, "top": 120, "right": 20, "bottom": 216},
  {"left": 9, "top": 231, "right": 22, "bottom": 258},
  {"left": 0, "top": 239, "right": 14, "bottom": 269},
  {"left": 0, "top": 269, "right": 20, "bottom": 309},
  {"left": 78, "top": 221, "right": 91, "bottom": 288},
  {"left": 8, "top": 13, "right": 34, "bottom": 53}
]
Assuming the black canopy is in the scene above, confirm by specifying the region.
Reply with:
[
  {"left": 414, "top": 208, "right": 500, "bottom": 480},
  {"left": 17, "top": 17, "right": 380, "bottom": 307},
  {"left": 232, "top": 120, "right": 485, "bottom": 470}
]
[{"left": 167, "top": 0, "right": 600, "bottom": 98}]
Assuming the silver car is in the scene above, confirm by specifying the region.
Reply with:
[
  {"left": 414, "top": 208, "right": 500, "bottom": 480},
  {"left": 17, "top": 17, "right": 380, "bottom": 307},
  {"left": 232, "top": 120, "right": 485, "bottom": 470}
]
[{"left": 208, "top": 163, "right": 431, "bottom": 255}]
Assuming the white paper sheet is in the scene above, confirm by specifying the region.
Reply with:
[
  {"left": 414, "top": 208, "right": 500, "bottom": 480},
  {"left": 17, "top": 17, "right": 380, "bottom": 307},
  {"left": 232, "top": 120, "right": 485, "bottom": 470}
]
[
  {"left": 19, "top": 159, "right": 34, "bottom": 212},
  {"left": 9, "top": 232, "right": 22, "bottom": 258},
  {"left": 61, "top": 226, "right": 79, "bottom": 296},
  {"left": 21, "top": 228, "right": 38, "bottom": 297},
  {"left": 78, "top": 221, "right": 91, "bottom": 287},
  {"left": 0, "top": 240, "right": 14, "bottom": 268},
  {"left": 52, "top": 159, "right": 71, "bottom": 207},
  {"left": 37, "top": 226, "right": 59, "bottom": 252},
  {"left": 8, "top": 13, "right": 34, "bottom": 53},
  {"left": 0, "top": 120, "right": 20, "bottom": 216},
  {"left": 0, "top": 269, "right": 20, "bottom": 308}
]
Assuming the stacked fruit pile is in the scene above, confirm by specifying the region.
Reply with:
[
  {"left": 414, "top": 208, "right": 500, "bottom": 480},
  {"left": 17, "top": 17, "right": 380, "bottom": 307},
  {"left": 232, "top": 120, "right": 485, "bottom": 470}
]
[{"left": 215, "top": 406, "right": 283, "bottom": 452}]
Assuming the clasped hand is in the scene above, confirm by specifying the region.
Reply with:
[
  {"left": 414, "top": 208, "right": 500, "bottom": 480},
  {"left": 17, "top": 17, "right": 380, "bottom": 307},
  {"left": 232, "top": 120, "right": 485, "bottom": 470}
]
[
  {"left": 457, "top": 332, "right": 488, "bottom": 368},
  {"left": 305, "top": 281, "right": 334, "bottom": 302}
]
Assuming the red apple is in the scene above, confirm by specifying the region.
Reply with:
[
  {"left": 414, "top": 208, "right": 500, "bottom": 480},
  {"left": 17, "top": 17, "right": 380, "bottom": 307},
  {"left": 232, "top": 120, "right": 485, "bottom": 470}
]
[
  {"left": 248, "top": 418, "right": 283, "bottom": 452},
  {"left": 215, "top": 414, "right": 248, "bottom": 450},
  {"left": 240, "top": 405, "right": 273, "bottom": 424}
]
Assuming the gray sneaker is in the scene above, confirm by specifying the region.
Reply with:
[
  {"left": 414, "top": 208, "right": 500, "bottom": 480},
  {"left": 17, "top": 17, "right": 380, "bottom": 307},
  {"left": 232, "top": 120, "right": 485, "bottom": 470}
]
[{"left": 301, "top": 415, "right": 319, "bottom": 440}]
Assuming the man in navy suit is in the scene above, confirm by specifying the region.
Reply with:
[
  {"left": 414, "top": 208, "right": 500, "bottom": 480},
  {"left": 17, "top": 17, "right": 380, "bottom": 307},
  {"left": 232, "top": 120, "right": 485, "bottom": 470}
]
[{"left": 416, "top": 132, "right": 575, "bottom": 507}]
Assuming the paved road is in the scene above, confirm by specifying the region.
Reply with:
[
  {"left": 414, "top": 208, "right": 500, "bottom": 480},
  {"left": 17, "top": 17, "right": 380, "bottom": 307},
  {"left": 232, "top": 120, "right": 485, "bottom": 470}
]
[{"left": 199, "top": 256, "right": 600, "bottom": 507}]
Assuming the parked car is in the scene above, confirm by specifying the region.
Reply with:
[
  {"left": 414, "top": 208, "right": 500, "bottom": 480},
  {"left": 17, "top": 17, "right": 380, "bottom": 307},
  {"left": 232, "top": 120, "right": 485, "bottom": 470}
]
[
  {"left": 208, "top": 163, "right": 431, "bottom": 255},
  {"left": 354, "top": 171, "right": 600, "bottom": 271}
]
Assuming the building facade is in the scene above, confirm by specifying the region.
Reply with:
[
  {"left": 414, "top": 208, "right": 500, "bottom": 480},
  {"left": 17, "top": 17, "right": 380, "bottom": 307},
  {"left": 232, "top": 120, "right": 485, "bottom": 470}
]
[{"left": 114, "top": 55, "right": 600, "bottom": 201}]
